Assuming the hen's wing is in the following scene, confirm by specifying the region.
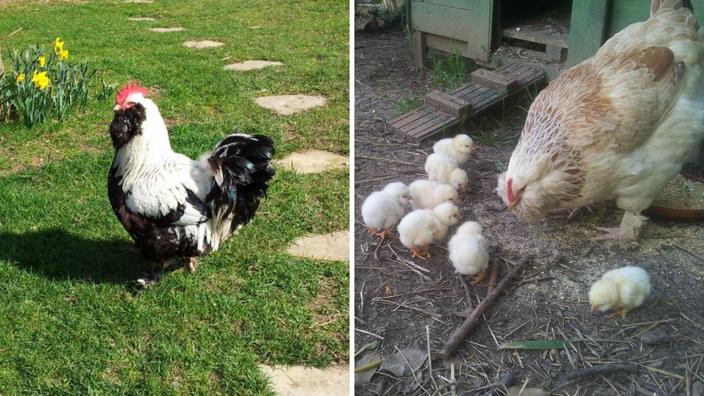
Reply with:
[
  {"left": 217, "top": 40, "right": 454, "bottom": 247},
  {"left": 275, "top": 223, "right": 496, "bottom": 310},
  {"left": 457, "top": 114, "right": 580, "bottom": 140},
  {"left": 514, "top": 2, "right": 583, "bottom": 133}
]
[
  {"left": 535, "top": 46, "right": 685, "bottom": 154},
  {"left": 122, "top": 157, "right": 212, "bottom": 227}
]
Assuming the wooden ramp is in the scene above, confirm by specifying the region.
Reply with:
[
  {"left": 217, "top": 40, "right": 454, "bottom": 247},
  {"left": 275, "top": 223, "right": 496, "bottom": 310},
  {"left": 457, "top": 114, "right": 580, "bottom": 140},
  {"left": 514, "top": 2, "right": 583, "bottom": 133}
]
[{"left": 389, "top": 63, "right": 545, "bottom": 141}]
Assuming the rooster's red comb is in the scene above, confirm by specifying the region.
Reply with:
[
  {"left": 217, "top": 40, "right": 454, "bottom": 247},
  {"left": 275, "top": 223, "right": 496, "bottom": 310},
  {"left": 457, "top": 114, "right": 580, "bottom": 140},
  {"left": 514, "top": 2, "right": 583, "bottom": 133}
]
[{"left": 116, "top": 81, "right": 148, "bottom": 105}]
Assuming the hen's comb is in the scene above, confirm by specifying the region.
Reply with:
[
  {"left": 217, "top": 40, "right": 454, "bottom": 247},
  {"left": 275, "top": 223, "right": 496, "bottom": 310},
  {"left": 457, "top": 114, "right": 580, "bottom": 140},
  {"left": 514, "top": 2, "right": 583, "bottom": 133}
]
[
  {"left": 507, "top": 178, "right": 514, "bottom": 203},
  {"left": 116, "top": 81, "right": 148, "bottom": 105}
]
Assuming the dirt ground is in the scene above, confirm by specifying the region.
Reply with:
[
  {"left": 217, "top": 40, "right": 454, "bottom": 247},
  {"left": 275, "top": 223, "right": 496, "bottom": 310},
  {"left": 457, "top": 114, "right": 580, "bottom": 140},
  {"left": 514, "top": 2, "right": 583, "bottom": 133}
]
[{"left": 354, "top": 28, "right": 704, "bottom": 396}]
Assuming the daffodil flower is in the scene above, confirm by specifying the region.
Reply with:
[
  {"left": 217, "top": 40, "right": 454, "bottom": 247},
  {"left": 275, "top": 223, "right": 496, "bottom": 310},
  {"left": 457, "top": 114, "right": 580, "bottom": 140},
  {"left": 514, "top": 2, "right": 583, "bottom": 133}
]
[
  {"left": 58, "top": 49, "right": 69, "bottom": 61},
  {"left": 32, "top": 71, "right": 51, "bottom": 90},
  {"left": 54, "top": 37, "right": 64, "bottom": 53},
  {"left": 38, "top": 55, "right": 46, "bottom": 67},
  {"left": 16, "top": 73, "right": 25, "bottom": 83}
]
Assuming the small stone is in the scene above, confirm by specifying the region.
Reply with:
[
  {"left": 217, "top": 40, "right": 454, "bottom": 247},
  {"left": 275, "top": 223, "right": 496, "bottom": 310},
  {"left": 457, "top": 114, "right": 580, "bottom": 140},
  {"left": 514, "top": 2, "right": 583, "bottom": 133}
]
[
  {"left": 640, "top": 328, "right": 673, "bottom": 345},
  {"left": 183, "top": 40, "right": 223, "bottom": 49},
  {"left": 500, "top": 372, "right": 516, "bottom": 387},
  {"left": 150, "top": 27, "right": 185, "bottom": 33},
  {"left": 255, "top": 95, "right": 326, "bottom": 116},
  {"left": 260, "top": 365, "right": 349, "bottom": 396},
  {"left": 276, "top": 150, "right": 348, "bottom": 174},
  {"left": 287, "top": 231, "right": 349, "bottom": 262},
  {"left": 128, "top": 17, "right": 155, "bottom": 21},
  {"left": 224, "top": 60, "right": 283, "bottom": 72}
]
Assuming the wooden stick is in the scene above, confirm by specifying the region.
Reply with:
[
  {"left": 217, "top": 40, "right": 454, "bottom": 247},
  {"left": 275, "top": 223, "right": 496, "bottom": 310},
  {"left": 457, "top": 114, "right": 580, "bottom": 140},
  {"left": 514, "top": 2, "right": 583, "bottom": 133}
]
[
  {"left": 441, "top": 256, "right": 531, "bottom": 359},
  {"left": 487, "top": 257, "right": 501, "bottom": 295}
]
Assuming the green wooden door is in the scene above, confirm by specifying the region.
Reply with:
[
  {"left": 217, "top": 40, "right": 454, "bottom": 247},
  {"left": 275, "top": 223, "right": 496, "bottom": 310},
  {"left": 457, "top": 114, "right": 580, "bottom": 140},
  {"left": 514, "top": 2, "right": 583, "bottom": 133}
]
[{"left": 411, "top": 0, "right": 495, "bottom": 61}]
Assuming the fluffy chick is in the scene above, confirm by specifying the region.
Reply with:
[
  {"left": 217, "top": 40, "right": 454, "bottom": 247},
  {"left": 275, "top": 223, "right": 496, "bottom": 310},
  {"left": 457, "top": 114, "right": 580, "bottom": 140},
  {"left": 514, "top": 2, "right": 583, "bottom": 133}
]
[
  {"left": 425, "top": 153, "right": 459, "bottom": 183},
  {"left": 589, "top": 266, "right": 651, "bottom": 318},
  {"left": 361, "top": 182, "right": 410, "bottom": 239},
  {"left": 398, "top": 202, "right": 460, "bottom": 258},
  {"left": 433, "top": 134, "right": 474, "bottom": 164},
  {"left": 409, "top": 180, "right": 458, "bottom": 209},
  {"left": 448, "top": 221, "right": 489, "bottom": 284},
  {"left": 449, "top": 168, "right": 469, "bottom": 192}
]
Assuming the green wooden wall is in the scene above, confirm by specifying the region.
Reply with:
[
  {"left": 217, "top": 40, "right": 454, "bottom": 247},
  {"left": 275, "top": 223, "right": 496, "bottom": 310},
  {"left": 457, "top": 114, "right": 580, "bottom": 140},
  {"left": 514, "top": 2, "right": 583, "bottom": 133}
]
[{"left": 568, "top": 0, "right": 704, "bottom": 66}]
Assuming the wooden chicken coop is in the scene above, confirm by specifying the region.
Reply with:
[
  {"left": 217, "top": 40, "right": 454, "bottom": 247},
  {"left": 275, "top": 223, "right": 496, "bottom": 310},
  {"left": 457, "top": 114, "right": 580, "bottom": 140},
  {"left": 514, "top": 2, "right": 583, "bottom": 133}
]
[{"left": 411, "top": 0, "right": 704, "bottom": 76}]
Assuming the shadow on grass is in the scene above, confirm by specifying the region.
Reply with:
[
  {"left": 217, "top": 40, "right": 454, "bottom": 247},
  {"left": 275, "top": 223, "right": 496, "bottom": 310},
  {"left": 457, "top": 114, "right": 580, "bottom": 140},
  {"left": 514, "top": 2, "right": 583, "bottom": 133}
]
[{"left": 0, "top": 228, "right": 149, "bottom": 284}]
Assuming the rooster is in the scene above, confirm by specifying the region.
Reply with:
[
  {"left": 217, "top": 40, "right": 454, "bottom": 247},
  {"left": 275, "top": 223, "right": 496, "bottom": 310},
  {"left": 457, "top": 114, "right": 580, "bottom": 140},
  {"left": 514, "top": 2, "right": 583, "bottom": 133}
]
[
  {"left": 108, "top": 82, "right": 275, "bottom": 286},
  {"left": 497, "top": 0, "right": 704, "bottom": 240}
]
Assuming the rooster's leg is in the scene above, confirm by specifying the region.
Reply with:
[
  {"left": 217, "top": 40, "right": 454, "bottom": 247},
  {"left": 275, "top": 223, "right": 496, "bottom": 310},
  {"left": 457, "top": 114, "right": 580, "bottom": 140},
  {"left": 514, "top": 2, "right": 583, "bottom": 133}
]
[
  {"left": 135, "top": 261, "right": 167, "bottom": 288},
  {"left": 593, "top": 211, "right": 647, "bottom": 241},
  {"left": 186, "top": 257, "right": 199, "bottom": 273}
]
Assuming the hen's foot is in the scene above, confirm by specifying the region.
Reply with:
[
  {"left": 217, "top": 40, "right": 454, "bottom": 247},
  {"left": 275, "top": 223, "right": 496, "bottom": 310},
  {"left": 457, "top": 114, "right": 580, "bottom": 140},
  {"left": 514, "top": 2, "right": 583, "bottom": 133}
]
[
  {"left": 593, "top": 213, "right": 647, "bottom": 241},
  {"left": 136, "top": 271, "right": 163, "bottom": 289},
  {"left": 186, "top": 257, "right": 199, "bottom": 273},
  {"left": 470, "top": 270, "right": 486, "bottom": 285}
]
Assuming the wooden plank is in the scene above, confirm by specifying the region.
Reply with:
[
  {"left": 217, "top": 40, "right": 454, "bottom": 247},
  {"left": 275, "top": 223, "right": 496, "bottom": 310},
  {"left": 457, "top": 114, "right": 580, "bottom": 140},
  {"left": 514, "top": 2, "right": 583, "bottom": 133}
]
[
  {"left": 414, "top": 30, "right": 427, "bottom": 69},
  {"left": 401, "top": 111, "right": 445, "bottom": 133},
  {"left": 545, "top": 45, "right": 564, "bottom": 62},
  {"left": 424, "top": 90, "right": 469, "bottom": 117},
  {"left": 406, "top": 114, "right": 450, "bottom": 137},
  {"left": 413, "top": 117, "right": 463, "bottom": 140},
  {"left": 390, "top": 107, "right": 434, "bottom": 129},
  {"left": 567, "top": 0, "right": 609, "bottom": 67},
  {"left": 471, "top": 69, "right": 519, "bottom": 93},
  {"left": 412, "top": 2, "right": 474, "bottom": 44},
  {"left": 501, "top": 26, "right": 568, "bottom": 49},
  {"left": 458, "top": 86, "right": 491, "bottom": 102}
]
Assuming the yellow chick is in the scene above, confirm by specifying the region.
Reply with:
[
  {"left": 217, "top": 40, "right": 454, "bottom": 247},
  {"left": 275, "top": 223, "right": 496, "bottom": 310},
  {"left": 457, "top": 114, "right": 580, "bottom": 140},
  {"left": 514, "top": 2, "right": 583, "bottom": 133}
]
[{"left": 589, "top": 266, "right": 651, "bottom": 318}]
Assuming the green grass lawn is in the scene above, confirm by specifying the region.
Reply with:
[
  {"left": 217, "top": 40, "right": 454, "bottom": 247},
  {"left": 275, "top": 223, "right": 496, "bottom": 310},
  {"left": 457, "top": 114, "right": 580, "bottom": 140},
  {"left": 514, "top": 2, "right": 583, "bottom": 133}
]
[{"left": 0, "top": 0, "right": 349, "bottom": 393}]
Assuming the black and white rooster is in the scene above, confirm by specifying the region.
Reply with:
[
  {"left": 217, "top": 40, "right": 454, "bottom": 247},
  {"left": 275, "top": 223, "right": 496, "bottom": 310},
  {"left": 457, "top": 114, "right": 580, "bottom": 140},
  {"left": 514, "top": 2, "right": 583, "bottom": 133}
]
[{"left": 108, "top": 82, "right": 275, "bottom": 287}]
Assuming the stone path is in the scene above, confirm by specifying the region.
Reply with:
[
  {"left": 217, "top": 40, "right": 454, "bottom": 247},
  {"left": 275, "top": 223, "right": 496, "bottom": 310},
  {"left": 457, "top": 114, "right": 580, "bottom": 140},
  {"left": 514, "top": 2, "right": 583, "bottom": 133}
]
[
  {"left": 128, "top": 17, "right": 155, "bottom": 21},
  {"left": 260, "top": 365, "right": 349, "bottom": 396},
  {"left": 255, "top": 95, "right": 326, "bottom": 116},
  {"left": 224, "top": 60, "right": 283, "bottom": 72},
  {"left": 183, "top": 40, "right": 223, "bottom": 49},
  {"left": 276, "top": 150, "right": 347, "bottom": 174},
  {"left": 150, "top": 27, "right": 185, "bottom": 33},
  {"left": 286, "top": 231, "right": 349, "bottom": 262}
]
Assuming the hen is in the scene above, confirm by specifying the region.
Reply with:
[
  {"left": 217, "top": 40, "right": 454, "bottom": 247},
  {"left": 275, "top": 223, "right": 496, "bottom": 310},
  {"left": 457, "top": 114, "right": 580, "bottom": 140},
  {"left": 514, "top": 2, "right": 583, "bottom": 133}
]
[
  {"left": 108, "top": 82, "right": 275, "bottom": 286},
  {"left": 497, "top": 0, "right": 704, "bottom": 240}
]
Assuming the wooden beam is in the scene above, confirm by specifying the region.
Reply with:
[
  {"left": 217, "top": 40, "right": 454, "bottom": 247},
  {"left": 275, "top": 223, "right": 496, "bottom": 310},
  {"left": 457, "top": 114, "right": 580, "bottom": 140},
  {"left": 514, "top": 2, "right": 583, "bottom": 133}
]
[
  {"left": 414, "top": 30, "right": 427, "bottom": 70},
  {"left": 424, "top": 90, "right": 469, "bottom": 117},
  {"left": 566, "top": 0, "right": 610, "bottom": 67},
  {"left": 471, "top": 69, "right": 519, "bottom": 94}
]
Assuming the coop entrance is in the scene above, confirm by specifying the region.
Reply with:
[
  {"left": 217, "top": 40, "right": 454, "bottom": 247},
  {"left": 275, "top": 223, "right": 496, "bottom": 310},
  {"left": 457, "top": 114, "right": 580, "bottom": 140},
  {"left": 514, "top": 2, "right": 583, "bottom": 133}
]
[{"left": 498, "top": 0, "right": 571, "bottom": 63}]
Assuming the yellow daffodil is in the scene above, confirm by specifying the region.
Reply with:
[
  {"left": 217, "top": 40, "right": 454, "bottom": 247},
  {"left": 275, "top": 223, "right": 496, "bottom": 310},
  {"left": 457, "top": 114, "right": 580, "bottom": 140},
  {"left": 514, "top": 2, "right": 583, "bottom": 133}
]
[
  {"left": 54, "top": 37, "right": 64, "bottom": 53},
  {"left": 16, "top": 73, "right": 25, "bottom": 83},
  {"left": 58, "top": 49, "right": 69, "bottom": 61},
  {"left": 38, "top": 55, "right": 46, "bottom": 67},
  {"left": 32, "top": 71, "right": 50, "bottom": 90}
]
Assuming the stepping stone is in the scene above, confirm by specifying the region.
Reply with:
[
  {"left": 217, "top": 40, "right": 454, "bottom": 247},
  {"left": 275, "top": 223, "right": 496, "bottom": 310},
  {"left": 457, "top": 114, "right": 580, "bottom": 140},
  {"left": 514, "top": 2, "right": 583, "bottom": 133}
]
[
  {"left": 124, "top": 0, "right": 153, "bottom": 3},
  {"left": 150, "top": 27, "right": 185, "bottom": 33},
  {"left": 255, "top": 95, "right": 326, "bottom": 116},
  {"left": 128, "top": 17, "right": 155, "bottom": 21},
  {"left": 259, "top": 365, "right": 349, "bottom": 396},
  {"left": 276, "top": 150, "right": 347, "bottom": 174},
  {"left": 183, "top": 40, "right": 223, "bottom": 49},
  {"left": 286, "top": 231, "right": 349, "bottom": 262},
  {"left": 224, "top": 60, "right": 283, "bottom": 72}
]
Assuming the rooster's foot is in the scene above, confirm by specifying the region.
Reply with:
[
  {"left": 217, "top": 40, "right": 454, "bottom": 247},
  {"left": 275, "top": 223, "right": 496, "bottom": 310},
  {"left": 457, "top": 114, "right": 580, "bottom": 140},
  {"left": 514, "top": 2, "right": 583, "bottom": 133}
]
[
  {"left": 186, "top": 257, "right": 199, "bottom": 273},
  {"left": 135, "top": 271, "right": 163, "bottom": 289}
]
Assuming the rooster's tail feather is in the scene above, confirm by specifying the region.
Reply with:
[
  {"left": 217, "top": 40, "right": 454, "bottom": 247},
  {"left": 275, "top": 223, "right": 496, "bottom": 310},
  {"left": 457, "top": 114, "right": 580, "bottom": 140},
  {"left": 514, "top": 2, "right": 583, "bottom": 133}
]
[{"left": 205, "top": 133, "right": 275, "bottom": 230}]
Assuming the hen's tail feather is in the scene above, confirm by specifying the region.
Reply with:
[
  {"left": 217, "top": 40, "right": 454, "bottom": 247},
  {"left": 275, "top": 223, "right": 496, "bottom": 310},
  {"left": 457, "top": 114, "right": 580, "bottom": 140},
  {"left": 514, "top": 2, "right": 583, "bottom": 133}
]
[{"left": 206, "top": 133, "right": 275, "bottom": 230}]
